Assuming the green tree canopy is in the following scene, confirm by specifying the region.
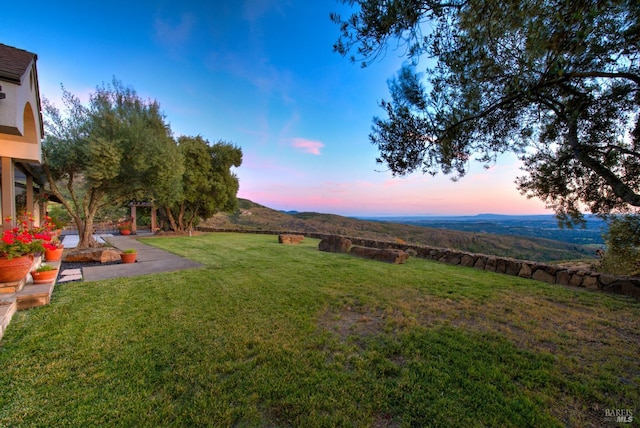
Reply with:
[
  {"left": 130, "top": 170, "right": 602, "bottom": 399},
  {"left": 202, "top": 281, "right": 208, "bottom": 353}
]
[
  {"left": 163, "top": 136, "right": 242, "bottom": 232},
  {"left": 43, "top": 79, "right": 184, "bottom": 247},
  {"left": 332, "top": 0, "right": 639, "bottom": 226}
]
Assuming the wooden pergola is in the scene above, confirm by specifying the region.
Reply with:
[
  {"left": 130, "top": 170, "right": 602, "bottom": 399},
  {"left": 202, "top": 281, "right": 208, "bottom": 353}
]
[{"left": 128, "top": 201, "right": 156, "bottom": 234}]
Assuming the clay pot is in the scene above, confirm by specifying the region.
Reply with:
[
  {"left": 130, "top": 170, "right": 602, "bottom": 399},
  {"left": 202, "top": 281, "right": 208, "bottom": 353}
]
[
  {"left": 45, "top": 246, "right": 64, "bottom": 262},
  {"left": 0, "top": 255, "right": 34, "bottom": 283},
  {"left": 120, "top": 252, "right": 137, "bottom": 263},
  {"left": 31, "top": 268, "right": 59, "bottom": 284}
]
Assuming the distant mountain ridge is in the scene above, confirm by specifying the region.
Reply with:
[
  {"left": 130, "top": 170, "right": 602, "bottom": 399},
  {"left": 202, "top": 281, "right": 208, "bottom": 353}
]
[{"left": 200, "top": 199, "right": 597, "bottom": 262}]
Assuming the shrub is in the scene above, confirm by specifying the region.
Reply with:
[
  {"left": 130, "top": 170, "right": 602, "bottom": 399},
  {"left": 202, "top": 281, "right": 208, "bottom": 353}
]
[{"left": 601, "top": 214, "right": 640, "bottom": 276}]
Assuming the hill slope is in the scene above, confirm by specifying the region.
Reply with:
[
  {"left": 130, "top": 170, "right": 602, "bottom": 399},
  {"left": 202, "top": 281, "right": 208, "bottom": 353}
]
[{"left": 200, "top": 199, "right": 594, "bottom": 262}]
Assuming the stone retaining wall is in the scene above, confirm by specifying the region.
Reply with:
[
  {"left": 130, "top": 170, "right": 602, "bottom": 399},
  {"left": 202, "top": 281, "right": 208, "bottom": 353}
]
[
  {"left": 349, "top": 245, "right": 409, "bottom": 264},
  {"left": 197, "top": 227, "right": 640, "bottom": 299}
]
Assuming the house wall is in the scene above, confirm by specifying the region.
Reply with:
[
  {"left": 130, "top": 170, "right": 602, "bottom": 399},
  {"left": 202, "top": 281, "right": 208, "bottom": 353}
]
[
  {"left": 0, "top": 54, "right": 44, "bottom": 229},
  {"left": 0, "top": 60, "right": 42, "bottom": 162}
]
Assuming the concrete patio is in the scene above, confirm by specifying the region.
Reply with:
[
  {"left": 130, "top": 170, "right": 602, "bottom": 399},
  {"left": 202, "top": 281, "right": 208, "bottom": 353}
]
[{"left": 80, "top": 234, "right": 203, "bottom": 281}]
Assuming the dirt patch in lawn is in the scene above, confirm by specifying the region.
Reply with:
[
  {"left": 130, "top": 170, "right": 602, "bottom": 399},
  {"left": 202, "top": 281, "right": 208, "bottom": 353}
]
[
  {"left": 318, "top": 305, "right": 386, "bottom": 341},
  {"left": 317, "top": 290, "right": 639, "bottom": 427}
]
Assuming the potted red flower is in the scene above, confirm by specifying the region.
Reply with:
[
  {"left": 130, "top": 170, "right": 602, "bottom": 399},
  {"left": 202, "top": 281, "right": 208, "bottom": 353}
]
[
  {"left": 118, "top": 220, "right": 133, "bottom": 235},
  {"left": 44, "top": 241, "right": 64, "bottom": 262},
  {"left": 36, "top": 215, "right": 65, "bottom": 261},
  {"left": 1, "top": 214, "right": 49, "bottom": 283}
]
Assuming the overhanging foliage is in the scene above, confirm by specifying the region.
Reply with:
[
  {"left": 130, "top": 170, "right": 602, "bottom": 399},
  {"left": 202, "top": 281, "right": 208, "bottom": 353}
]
[{"left": 333, "top": 0, "right": 639, "bottom": 226}]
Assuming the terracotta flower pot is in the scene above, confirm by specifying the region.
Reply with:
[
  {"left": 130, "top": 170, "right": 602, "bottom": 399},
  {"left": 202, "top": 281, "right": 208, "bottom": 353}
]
[
  {"left": 45, "top": 246, "right": 64, "bottom": 262},
  {"left": 0, "top": 255, "right": 35, "bottom": 283},
  {"left": 31, "top": 268, "right": 59, "bottom": 284},
  {"left": 120, "top": 229, "right": 132, "bottom": 235},
  {"left": 120, "top": 252, "right": 137, "bottom": 263}
]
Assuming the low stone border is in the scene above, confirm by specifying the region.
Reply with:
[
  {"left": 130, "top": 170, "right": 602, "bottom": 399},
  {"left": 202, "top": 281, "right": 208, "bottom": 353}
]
[
  {"left": 318, "top": 235, "right": 352, "bottom": 253},
  {"left": 317, "top": 235, "right": 409, "bottom": 264},
  {"left": 197, "top": 227, "right": 640, "bottom": 299},
  {"left": 349, "top": 245, "right": 409, "bottom": 264},
  {"left": 347, "top": 239, "right": 640, "bottom": 298}
]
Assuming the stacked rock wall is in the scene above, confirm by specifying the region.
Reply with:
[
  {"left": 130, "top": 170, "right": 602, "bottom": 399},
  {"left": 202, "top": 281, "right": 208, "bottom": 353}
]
[
  {"left": 197, "top": 227, "right": 640, "bottom": 299},
  {"left": 349, "top": 245, "right": 409, "bottom": 264}
]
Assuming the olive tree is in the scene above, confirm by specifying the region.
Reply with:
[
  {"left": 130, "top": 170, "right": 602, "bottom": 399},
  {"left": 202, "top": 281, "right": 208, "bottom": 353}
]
[{"left": 43, "top": 79, "right": 183, "bottom": 247}]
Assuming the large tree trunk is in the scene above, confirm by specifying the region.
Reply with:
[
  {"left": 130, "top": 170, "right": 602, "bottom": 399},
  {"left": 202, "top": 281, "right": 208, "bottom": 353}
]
[
  {"left": 72, "top": 188, "right": 102, "bottom": 249},
  {"left": 43, "top": 164, "right": 98, "bottom": 248},
  {"left": 77, "top": 216, "right": 98, "bottom": 248},
  {"left": 61, "top": 194, "right": 101, "bottom": 248},
  {"left": 177, "top": 204, "right": 186, "bottom": 232},
  {"left": 164, "top": 206, "right": 179, "bottom": 232}
]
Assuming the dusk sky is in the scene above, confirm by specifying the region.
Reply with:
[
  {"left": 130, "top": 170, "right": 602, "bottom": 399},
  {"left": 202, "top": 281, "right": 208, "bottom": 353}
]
[{"left": 3, "top": 0, "right": 553, "bottom": 217}]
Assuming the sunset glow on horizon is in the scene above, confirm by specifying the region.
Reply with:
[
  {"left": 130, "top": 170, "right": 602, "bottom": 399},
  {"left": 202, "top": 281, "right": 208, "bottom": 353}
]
[{"left": 236, "top": 153, "right": 552, "bottom": 216}]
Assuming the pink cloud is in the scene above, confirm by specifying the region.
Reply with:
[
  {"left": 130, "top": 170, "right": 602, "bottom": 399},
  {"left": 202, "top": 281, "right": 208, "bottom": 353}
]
[{"left": 291, "top": 138, "right": 324, "bottom": 155}]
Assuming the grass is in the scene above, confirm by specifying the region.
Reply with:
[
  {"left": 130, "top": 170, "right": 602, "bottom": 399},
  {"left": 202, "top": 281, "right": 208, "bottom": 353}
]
[{"left": 0, "top": 233, "right": 638, "bottom": 427}]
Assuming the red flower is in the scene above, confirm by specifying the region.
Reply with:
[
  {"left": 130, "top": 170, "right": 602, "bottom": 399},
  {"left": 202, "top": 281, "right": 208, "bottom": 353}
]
[
  {"left": 33, "top": 232, "right": 52, "bottom": 241},
  {"left": 43, "top": 242, "right": 59, "bottom": 251},
  {"left": 1, "top": 211, "right": 49, "bottom": 259},
  {"left": 16, "top": 233, "right": 32, "bottom": 244}
]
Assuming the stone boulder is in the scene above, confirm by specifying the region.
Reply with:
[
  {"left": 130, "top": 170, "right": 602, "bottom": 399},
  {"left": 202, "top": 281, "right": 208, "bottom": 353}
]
[
  {"left": 349, "top": 246, "right": 409, "bottom": 264},
  {"left": 278, "top": 234, "right": 304, "bottom": 244},
  {"left": 318, "top": 236, "right": 352, "bottom": 253},
  {"left": 438, "top": 251, "right": 461, "bottom": 265},
  {"left": 460, "top": 253, "right": 476, "bottom": 267},
  {"left": 64, "top": 248, "right": 122, "bottom": 263},
  {"left": 531, "top": 267, "right": 556, "bottom": 284}
]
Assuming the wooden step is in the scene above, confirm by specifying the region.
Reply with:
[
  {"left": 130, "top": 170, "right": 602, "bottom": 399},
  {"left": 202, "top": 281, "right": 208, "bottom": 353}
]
[
  {"left": 0, "top": 276, "right": 27, "bottom": 294},
  {"left": 0, "top": 300, "right": 17, "bottom": 342},
  {"left": 16, "top": 282, "right": 55, "bottom": 311}
]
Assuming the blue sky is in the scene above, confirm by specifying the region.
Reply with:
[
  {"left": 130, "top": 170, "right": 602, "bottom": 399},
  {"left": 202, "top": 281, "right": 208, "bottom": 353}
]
[{"left": 3, "top": 0, "right": 552, "bottom": 216}]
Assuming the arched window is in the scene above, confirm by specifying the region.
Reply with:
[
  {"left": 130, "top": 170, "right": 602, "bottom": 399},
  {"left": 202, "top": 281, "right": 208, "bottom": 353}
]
[{"left": 22, "top": 102, "right": 37, "bottom": 144}]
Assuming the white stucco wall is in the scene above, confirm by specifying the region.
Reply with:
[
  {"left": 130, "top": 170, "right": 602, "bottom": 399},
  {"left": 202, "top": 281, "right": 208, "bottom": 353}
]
[{"left": 0, "top": 60, "right": 43, "bottom": 162}]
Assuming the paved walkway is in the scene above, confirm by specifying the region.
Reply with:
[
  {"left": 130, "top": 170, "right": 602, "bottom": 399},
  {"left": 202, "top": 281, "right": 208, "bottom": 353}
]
[
  {"left": 63, "top": 234, "right": 203, "bottom": 282},
  {"left": 60, "top": 234, "right": 111, "bottom": 248}
]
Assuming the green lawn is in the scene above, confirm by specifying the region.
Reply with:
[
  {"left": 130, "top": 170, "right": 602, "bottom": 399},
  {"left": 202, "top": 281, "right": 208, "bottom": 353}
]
[{"left": 0, "top": 233, "right": 638, "bottom": 427}]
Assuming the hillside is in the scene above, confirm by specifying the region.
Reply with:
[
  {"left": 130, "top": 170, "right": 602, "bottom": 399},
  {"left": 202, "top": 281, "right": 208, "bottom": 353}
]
[{"left": 200, "top": 199, "right": 595, "bottom": 262}]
